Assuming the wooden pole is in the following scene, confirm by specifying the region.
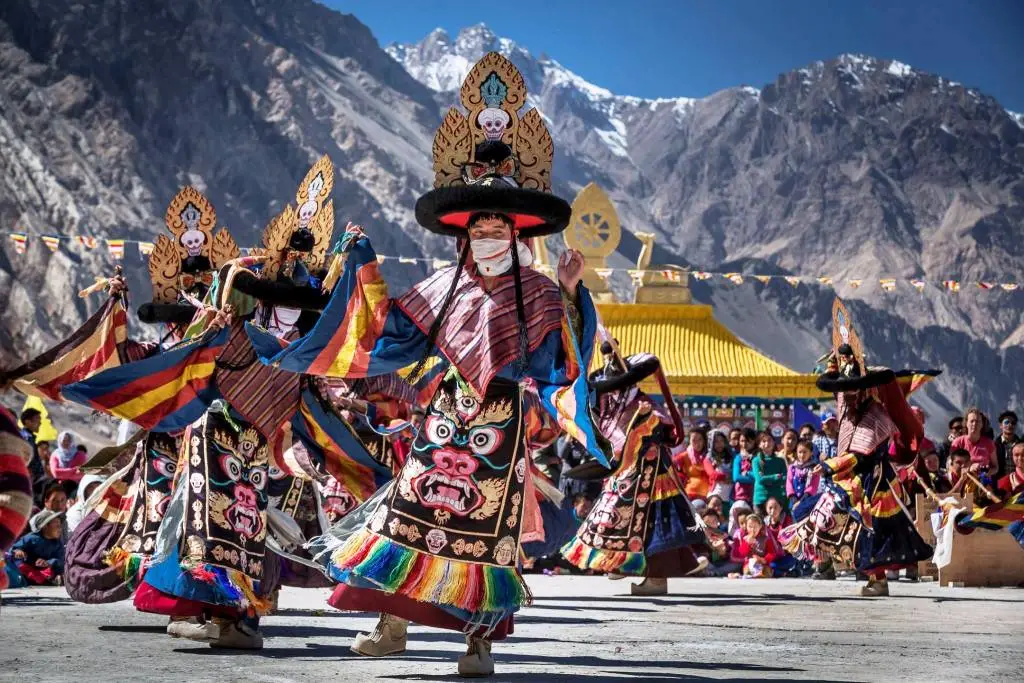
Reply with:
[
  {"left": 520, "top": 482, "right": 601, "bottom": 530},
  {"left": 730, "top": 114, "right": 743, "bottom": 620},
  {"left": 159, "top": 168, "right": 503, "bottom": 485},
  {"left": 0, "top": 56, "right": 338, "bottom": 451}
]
[{"left": 964, "top": 472, "right": 1002, "bottom": 504}]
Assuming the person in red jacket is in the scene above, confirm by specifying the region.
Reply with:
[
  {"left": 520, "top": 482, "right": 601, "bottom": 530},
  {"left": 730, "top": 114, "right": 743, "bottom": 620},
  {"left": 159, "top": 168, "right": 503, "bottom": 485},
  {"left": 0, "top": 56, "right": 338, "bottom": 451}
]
[
  {"left": 996, "top": 442, "right": 1024, "bottom": 497},
  {"left": 733, "top": 514, "right": 783, "bottom": 578}
]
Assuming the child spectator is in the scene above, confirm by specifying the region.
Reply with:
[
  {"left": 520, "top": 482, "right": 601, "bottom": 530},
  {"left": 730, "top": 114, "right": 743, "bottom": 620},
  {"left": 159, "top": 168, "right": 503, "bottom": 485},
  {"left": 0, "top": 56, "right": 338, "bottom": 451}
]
[
  {"left": 702, "top": 510, "right": 740, "bottom": 577},
  {"left": 787, "top": 439, "right": 822, "bottom": 517},
  {"left": 731, "top": 429, "right": 757, "bottom": 505},
  {"left": 764, "top": 496, "right": 792, "bottom": 534},
  {"left": 732, "top": 514, "right": 784, "bottom": 578},
  {"left": 778, "top": 428, "right": 799, "bottom": 464},
  {"left": 753, "top": 434, "right": 787, "bottom": 515},
  {"left": 946, "top": 448, "right": 972, "bottom": 495},
  {"left": 9, "top": 510, "right": 66, "bottom": 586},
  {"left": 706, "top": 494, "right": 726, "bottom": 522},
  {"left": 49, "top": 431, "right": 86, "bottom": 483},
  {"left": 950, "top": 408, "right": 998, "bottom": 474},
  {"left": 704, "top": 430, "right": 734, "bottom": 506},
  {"left": 921, "top": 450, "right": 951, "bottom": 494}
]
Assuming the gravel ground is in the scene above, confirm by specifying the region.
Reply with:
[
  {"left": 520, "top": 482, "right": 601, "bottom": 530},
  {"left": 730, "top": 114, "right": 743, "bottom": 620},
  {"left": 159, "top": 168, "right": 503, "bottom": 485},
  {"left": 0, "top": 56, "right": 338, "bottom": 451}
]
[{"left": 1, "top": 576, "right": 1021, "bottom": 682}]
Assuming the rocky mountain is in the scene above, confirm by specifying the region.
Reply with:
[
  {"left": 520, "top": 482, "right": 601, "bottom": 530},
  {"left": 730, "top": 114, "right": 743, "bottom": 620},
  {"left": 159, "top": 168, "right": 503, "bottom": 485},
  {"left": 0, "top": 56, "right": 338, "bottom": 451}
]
[
  {"left": 389, "top": 24, "right": 1024, "bottom": 429},
  {"left": 1, "top": 3, "right": 1022, "bottom": 440}
]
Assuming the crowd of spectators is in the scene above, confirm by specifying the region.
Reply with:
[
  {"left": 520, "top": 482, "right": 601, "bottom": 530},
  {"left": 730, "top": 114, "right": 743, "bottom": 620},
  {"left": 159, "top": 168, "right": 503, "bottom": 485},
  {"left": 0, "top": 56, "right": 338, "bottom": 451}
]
[
  {"left": 528, "top": 403, "right": 1024, "bottom": 579},
  {"left": 4, "top": 408, "right": 101, "bottom": 588}
]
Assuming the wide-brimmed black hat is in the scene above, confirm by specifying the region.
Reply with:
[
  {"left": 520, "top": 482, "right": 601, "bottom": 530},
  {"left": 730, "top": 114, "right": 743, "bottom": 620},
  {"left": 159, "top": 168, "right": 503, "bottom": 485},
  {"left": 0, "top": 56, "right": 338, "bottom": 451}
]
[
  {"left": 816, "top": 367, "right": 896, "bottom": 393},
  {"left": 591, "top": 353, "right": 661, "bottom": 395},
  {"left": 415, "top": 182, "right": 571, "bottom": 239}
]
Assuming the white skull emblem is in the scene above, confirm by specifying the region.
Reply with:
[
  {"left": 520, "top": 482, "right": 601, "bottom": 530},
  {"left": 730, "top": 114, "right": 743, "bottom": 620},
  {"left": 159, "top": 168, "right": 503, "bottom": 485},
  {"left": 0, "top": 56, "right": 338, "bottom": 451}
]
[
  {"left": 298, "top": 200, "right": 318, "bottom": 229},
  {"left": 181, "top": 230, "right": 205, "bottom": 256},
  {"left": 478, "top": 108, "right": 511, "bottom": 141},
  {"left": 424, "top": 528, "right": 448, "bottom": 554}
]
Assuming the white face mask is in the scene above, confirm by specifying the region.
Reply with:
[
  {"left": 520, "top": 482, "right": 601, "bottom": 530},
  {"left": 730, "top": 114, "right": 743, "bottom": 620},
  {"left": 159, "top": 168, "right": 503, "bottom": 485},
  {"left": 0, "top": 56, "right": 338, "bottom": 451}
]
[{"left": 470, "top": 237, "right": 533, "bottom": 276}]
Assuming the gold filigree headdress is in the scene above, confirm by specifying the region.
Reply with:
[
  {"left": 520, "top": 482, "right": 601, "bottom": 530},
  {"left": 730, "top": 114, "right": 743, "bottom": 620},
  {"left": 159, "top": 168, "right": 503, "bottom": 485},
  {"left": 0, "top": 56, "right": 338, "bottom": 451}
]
[
  {"left": 149, "top": 187, "right": 239, "bottom": 303},
  {"left": 415, "top": 52, "right": 568, "bottom": 239},
  {"left": 255, "top": 155, "right": 335, "bottom": 279}
]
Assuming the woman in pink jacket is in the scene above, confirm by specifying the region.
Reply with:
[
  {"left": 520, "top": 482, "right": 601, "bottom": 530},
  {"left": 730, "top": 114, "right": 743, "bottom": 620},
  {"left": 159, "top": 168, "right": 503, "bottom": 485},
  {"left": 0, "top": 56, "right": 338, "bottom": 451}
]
[{"left": 48, "top": 431, "right": 86, "bottom": 483}]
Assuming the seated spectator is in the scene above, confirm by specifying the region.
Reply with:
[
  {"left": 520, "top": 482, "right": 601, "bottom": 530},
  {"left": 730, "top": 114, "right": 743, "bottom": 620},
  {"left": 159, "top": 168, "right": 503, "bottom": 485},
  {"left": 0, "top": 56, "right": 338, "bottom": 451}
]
[
  {"left": 9, "top": 510, "right": 66, "bottom": 586},
  {"left": 921, "top": 450, "right": 952, "bottom": 494},
  {"left": 731, "top": 514, "right": 786, "bottom": 578},
  {"left": 764, "top": 496, "right": 792, "bottom": 534},
  {"left": 701, "top": 511, "right": 740, "bottom": 577},
  {"left": 996, "top": 442, "right": 1024, "bottom": 497},
  {"left": 728, "top": 500, "right": 753, "bottom": 536},
  {"left": 706, "top": 494, "right": 726, "bottom": 521},
  {"left": 49, "top": 431, "right": 86, "bottom": 483},
  {"left": 66, "top": 474, "right": 106, "bottom": 532},
  {"left": 950, "top": 408, "right": 998, "bottom": 474},
  {"left": 787, "top": 439, "right": 821, "bottom": 518},
  {"left": 946, "top": 448, "right": 972, "bottom": 495}
]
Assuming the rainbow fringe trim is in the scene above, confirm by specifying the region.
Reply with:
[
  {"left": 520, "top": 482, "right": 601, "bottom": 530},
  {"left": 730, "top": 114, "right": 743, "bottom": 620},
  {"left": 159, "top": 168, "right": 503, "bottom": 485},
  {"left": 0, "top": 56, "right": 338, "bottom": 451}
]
[
  {"left": 561, "top": 536, "right": 647, "bottom": 575},
  {"left": 103, "top": 547, "right": 148, "bottom": 592},
  {"left": 328, "top": 528, "right": 532, "bottom": 614},
  {"left": 183, "top": 561, "right": 272, "bottom": 616}
]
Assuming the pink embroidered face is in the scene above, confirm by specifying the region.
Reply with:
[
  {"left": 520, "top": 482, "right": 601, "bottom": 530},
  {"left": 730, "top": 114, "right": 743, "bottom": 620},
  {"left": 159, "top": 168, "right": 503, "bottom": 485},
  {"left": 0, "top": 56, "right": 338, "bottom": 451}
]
[
  {"left": 809, "top": 491, "right": 838, "bottom": 531},
  {"left": 413, "top": 446, "right": 484, "bottom": 516},
  {"left": 226, "top": 483, "right": 264, "bottom": 539}
]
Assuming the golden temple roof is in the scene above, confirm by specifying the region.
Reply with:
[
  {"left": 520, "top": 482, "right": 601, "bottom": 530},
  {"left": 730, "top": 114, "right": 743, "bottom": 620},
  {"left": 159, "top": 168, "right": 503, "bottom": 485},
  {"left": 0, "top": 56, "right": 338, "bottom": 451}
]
[{"left": 594, "top": 302, "right": 827, "bottom": 399}]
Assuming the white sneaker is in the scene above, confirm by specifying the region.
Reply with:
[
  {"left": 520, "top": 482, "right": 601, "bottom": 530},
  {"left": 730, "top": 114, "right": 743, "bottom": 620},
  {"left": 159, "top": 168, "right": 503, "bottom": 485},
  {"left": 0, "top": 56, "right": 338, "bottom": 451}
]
[
  {"left": 351, "top": 613, "right": 408, "bottom": 657},
  {"left": 457, "top": 636, "right": 494, "bottom": 677},
  {"left": 166, "top": 616, "right": 220, "bottom": 642}
]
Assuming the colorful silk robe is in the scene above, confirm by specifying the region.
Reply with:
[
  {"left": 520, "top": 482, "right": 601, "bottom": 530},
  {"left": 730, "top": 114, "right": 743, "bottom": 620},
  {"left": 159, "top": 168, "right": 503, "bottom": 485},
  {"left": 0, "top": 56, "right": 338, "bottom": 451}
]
[{"left": 246, "top": 229, "right": 606, "bottom": 629}]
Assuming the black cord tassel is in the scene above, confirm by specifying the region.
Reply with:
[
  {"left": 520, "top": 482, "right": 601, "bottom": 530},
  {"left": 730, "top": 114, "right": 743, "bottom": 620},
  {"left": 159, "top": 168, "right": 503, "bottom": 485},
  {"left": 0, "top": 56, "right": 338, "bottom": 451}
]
[
  {"left": 407, "top": 239, "right": 471, "bottom": 384},
  {"left": 510, "top": 238, "right": 529, "bottom": 376}
]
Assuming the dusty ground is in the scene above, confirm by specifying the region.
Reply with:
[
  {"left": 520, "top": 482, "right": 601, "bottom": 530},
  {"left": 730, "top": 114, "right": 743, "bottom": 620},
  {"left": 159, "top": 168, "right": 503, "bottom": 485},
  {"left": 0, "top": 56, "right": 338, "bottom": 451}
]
[{"left": 1, "top": 576, "right": 1021, "bottom": 682}]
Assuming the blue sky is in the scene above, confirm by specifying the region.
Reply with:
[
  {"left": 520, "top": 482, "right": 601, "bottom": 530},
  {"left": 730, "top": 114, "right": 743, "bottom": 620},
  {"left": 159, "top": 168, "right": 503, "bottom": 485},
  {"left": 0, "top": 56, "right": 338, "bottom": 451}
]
[{"left": 325, "top": 0, "right": 1024, "bottom": 111}]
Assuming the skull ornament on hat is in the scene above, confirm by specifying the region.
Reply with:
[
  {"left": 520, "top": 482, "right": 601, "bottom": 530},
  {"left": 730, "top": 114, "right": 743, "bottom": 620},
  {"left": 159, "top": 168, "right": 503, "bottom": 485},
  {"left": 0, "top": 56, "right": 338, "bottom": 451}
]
[
  {"left": 256, "top": 155, "right": 336, "bottom": 281},
  {"left": 415, "top": 52, "right": 571, "bottom": 239},
  {"left": 148, "top": 187, "right": 240, "bottom": 305}
]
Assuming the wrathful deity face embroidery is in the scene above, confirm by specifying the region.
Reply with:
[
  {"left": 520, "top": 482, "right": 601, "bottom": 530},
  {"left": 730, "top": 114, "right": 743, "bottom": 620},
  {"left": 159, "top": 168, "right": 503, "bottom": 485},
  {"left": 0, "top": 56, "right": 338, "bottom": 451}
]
[
  {"left": 209, "top": 427, "right": 268, "bottom": 541},
  {"left": 410, "top": 384, "right": 511, "bottom": 522},
  {"left": 383, "top": 377, "right": 526, "bottom": 566}
]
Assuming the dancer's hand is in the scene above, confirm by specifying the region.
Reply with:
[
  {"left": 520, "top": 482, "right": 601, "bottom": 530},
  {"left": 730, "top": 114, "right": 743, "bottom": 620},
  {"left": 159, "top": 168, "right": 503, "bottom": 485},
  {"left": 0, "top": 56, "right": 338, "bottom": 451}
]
[
  {"left": 558, "top": 249, "right": 585, "bottom": 292},
  {"left": 106, "top": 275, "right": 128, "bottom": 296},
  {"left": 209, "top": 305, "right": 233, "bottom": 331}
]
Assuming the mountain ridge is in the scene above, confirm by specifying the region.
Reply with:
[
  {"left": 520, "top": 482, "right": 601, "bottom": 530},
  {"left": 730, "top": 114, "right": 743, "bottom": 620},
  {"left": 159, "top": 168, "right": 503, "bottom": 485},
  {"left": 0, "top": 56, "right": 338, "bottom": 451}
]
[{"left": 1, "top": 4, "right": 1021, "bottom": 439}]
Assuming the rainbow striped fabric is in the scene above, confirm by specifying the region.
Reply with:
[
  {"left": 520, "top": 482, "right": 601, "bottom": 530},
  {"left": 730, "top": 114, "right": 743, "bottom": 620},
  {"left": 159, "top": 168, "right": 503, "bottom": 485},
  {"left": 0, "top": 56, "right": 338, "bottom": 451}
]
[
  {"left": 536, "top": 288, "right": 609, "bottom": 467},
  {"left": 2, "top": 297, "right": 129, "bottom": 400},
  {"left": 289, "top": 387, "right": 393, "bottom": 503},
  {"left": 248, "top": 232, "right": 392, "bottom": 379},
  {"left": 957, "top": 490, "right": 1024, "bottom": 532},
  {"left": 62, "top": 326, "right": 230, "bottom": 431}
]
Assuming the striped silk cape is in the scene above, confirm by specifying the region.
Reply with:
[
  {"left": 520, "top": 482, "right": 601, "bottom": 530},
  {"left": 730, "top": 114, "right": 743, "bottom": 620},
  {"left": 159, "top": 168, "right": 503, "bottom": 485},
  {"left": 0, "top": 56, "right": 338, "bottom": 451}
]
[{"left": 394, "top": 265, "right": 564, "bottom": 397}]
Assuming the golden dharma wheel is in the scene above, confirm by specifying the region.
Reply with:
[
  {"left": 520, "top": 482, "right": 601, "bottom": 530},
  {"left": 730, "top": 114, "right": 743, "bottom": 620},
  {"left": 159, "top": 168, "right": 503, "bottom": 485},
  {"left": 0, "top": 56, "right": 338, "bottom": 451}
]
[{"left": 564, "top": 183, "right": 621, "bottom": 261}]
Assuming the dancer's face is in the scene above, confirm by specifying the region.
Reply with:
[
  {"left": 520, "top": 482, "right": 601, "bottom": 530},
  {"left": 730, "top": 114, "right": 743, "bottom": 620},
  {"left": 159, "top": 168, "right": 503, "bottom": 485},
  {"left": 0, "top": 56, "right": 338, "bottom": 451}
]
[{"left": 468, "top": 216, "right": 512, "bottom": 242}]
